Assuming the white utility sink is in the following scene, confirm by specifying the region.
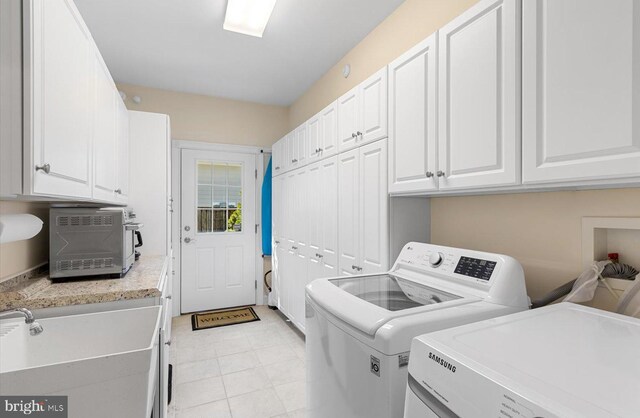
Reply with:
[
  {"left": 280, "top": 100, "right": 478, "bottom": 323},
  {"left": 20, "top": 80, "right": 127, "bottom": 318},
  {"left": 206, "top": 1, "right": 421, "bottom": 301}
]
[{"left": 0, "top": 306, "right": 162, "bottom": 418}]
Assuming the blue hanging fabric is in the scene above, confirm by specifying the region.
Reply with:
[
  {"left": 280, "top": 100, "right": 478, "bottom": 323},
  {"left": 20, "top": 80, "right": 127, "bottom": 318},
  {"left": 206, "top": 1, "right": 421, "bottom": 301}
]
[{"left": 261, "top": 157, "right": 273, "bottom": 256}]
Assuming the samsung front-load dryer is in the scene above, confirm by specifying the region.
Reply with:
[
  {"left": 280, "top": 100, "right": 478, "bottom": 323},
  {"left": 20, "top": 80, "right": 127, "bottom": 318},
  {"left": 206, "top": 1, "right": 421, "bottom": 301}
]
[
  {"left": 305, "top": 242, "right": 530, "bottom": 418},
  {"left": 404, "top": 303, "right": 640, "bottom": 418}
]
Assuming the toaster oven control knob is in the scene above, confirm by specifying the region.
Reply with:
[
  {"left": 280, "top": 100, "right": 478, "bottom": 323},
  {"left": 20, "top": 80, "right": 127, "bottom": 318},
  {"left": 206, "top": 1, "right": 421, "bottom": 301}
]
[{"left": 429, "top": 252, "right": 444, "bottom": 267}]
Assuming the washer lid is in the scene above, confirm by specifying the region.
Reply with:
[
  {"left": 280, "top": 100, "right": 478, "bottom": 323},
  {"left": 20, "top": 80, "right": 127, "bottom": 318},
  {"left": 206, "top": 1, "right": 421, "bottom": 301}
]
[
  {"left": 306, "top": 274, "right": 476, "bottom": 336},
  {"left": 329, "top": 274, "right": 460, "bottom": 311}
]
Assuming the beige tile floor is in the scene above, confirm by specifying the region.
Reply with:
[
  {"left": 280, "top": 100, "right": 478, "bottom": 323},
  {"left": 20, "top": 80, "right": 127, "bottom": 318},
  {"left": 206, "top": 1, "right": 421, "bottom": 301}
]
[{"left": 168, "top": 306, "right": 306, "bottom": 418}]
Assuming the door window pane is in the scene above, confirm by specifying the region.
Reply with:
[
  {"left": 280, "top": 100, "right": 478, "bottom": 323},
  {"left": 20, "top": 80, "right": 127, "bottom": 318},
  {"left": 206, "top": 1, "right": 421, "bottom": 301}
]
[{"left": 197, "top": 161, "right": 243, "bottom": 233}]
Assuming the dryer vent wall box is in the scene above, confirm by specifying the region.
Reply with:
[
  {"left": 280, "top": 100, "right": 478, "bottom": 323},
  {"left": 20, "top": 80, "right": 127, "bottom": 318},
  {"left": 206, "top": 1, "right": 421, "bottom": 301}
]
[
  {"left": 305, "top": 242, "right": 530, "bottom": 418},
  {"left": 405, "top": 302, "right": 640, "bottom": 418}
]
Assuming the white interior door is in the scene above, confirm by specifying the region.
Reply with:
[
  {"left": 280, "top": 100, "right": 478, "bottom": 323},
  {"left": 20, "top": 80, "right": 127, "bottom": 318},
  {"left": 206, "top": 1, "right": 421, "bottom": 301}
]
[{"left": 181, "top": 149, "right": 256, "bottom": 313}]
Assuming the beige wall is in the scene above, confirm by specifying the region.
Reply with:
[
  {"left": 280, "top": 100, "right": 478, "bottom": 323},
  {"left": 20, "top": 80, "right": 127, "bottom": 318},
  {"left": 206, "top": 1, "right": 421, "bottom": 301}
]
[
  {"left": 116, "top": 83, "right": 289, "bottom": 148},
  {"left": 0, "top": 201, "right": 49, "bottom": 280},
  {"left": 288, "top": 0, "right": 479, "bottom": 128},
  {"left": 431, "top": 189, "right": 640, "bottom": 299}
]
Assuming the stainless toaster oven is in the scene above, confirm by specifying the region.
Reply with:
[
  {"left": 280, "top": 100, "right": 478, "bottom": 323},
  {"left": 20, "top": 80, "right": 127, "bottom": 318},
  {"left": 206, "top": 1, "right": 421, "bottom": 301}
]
[{"left": 49, "top": 208, "right": 142, "bottom": 279}]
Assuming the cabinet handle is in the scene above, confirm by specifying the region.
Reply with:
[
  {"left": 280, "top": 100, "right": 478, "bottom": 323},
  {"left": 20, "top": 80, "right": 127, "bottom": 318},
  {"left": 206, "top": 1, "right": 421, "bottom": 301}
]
[
  {"left": 114, "top": 188, "right": 122, "bottom": 194},
  {"left": 292, "top": 246, "right": 298, "bottom": 250},
  {"left": 436, "top": 170, "right": 446, "bottom": 177},
  {"left": 425, "top": 171, "right": 434, "bottom": 178},
  {"left": 292, "top": 159, "right": 298, "bottom": 163},
  {"left": 165, "top": 340, "right": 171, "bottom": 346},
  {"left": 275, "top": 166, "right": 280, "bottom": 170},
  {"left": 35, "top": 163, "right": 50, "bottom": 174},
  {"left": 166, "top": 295, "right": 172, "bottom": 300},
  {"left": 275, "top": 240, "right": 280, "bottom": 244}
]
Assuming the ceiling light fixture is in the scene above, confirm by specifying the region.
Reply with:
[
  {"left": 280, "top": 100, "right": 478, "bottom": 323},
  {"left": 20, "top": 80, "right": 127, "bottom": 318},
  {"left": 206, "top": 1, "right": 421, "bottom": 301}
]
[{"left": 223, "top": 0, "right": 277, "bottom": 38}]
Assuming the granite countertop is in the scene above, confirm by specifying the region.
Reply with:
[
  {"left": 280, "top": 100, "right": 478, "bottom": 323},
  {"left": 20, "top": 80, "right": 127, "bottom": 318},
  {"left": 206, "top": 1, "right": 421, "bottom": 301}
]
[{"left": 0, "top": 256, "right": 168, "bottom": 311}]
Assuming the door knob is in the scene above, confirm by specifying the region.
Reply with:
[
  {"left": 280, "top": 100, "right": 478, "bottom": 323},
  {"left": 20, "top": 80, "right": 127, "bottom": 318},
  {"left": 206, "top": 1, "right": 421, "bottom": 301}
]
[
  {"left": 35, "top": 163, "right": 50, "bottom": 174},
  {"left": 184, "top": 237, "right": 195, "bottom": 244}
]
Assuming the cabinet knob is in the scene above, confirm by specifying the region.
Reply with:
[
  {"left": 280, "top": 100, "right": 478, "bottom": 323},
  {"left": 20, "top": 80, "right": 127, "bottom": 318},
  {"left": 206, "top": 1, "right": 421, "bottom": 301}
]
[
  {"left": 352, "top": 265, "right": 357, "bottom": 270},
  {"left": 318, "top": 148, "right": 323, "bottom": 152},
  {"left": 114, "top": 188, "right": 122, "bottom": 194},
  {"left": 166, "top": 295, "right": 172, "bottom": 300},
  {"left": 165, "top": 340, "right": 171, "bottom": 346},
  {"left": 275, "top": 240, "right": 280, "bottom": 244},
  {"left": 292, "top": 159, "right": 298, "bottom": 163},
  {"left": 425, "top": 171, "right": 434, "bottom": 178},
  {"left": 356, "top": 131, "right": 362, "bottom": 137},
  {"left": 35, "top": 163, "right": 50, "bottom": 174},
  {"left": 275, "top": 166, "right": 280, "bottom": 170},
  {"left": 351, "top": 133, "right": 357, "bottom": 138},
  {"left": 292, "top": 246, "right": 298, "bottom": 250},
  {"left": 436, "top": 170, "right": 446, "bottom": 177}
]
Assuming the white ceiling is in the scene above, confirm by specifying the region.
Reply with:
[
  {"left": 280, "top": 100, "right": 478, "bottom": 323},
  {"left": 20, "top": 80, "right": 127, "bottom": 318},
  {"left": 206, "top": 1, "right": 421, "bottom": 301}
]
[{"left": 74, "top": 0, "right": 405, "bottom": 106}]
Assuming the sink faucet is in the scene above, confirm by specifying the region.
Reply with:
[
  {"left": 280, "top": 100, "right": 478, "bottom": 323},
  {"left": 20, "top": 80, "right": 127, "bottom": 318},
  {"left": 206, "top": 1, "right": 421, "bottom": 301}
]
[{"left": 0, "top": 308, "right": 44, "bottom": 335}]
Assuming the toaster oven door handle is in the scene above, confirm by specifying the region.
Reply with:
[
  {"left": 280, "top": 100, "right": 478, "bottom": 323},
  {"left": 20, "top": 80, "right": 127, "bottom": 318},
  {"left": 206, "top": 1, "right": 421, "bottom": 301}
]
[{"left": 125, "top": 223, "right": 144, "bottom": 231}]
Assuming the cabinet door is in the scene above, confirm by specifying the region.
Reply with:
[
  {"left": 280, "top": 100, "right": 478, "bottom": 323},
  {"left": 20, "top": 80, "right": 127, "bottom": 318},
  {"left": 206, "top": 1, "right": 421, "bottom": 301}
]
[
  {"left": 92, "top": 57, "right": 118, "bottom": 201},
  {"left": 28, "top": 0, "right": 94, "bottom": 198},
  {"left": 337, "top": 148, "right": 360, "bottom": 276},
  {"left": 359, "top": 139, "right": 388, "bottom": 274},
  {"left": 319, "top": 156, "right": 339, "bottom": 278},
  {"left": 272, "top": 139, "right": 281, "bottom": 175},
  {"left": 116, "top": 100, "right": 129, "bottom": 203},
  {"left": 296, "top": 125, "right": 308, "bottom": 168},
  {"left": 287, "top": 132, "right": 299, "bottom": 170},
  {"left": 337, "top": 86, "right": 360, "bottom": 153},
  {"left": 522, "top": 0, "right": 640, "bottom": 184},
  {"left": 306, "top": 114, "right": 322, "bottom": 164},
  {"left": 437, "top": 0, "right": 521, "bottom": 190},
  {"left": 388, "top": 34, "right": 438, "bottom": 194},
  {"left": 359, "top": 67, "right": 388, "bottom": 146},
  {"left": 320, "top": 101, "right": 338, "bottom": 158},
  {"left": 307, "top": 162, "right": 322, "bottom": 263}
]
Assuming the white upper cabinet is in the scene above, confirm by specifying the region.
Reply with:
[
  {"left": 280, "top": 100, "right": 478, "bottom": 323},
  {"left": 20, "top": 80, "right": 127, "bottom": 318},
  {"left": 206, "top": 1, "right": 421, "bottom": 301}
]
[
  {"left": 522, "top": 0, "right": 640, "bottom": 184},
  {"left": 388, "top": 33, "right": 438, "bottom": 194},
  {"left": 437, "top": 0, "right": 521, "bottom": 191},
  {"left": 296, "top": 124, "right": 308, "bottom": 168},
  {"left": 93, "top": 57, "right": 119, "bottom": 202},
  {"left": 319, "top": 101, "right": 339, "bottom": 158},
  {"left": 116, "top": 99, "right": 129, "bottom": 203},
  {"left": 306, "top": 112, "right": 322, "bottom": 164},
  {"left": 337, "top": 86, "right": 360, "bottom": 152},
  {"left": 360, "top": 68, "right": 388, "bottom": 145},
  {"left": 338, "top": 67, "right": 388, "bottom": 153},
  {"left": 272, "top": 136, "right": 286, "bottom": 175},
  {"left": 26, "top": 0, "right": 94, "bottom": 198}
]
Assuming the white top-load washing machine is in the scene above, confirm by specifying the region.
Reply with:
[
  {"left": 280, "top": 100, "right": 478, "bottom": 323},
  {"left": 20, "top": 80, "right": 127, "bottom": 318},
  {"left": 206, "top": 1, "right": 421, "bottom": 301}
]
[
  {"left": 305, "top": 242, "right": 530, "bottom": 418},
  {"left": 404, "top": 302, "right": 640, "bottom": 418}
]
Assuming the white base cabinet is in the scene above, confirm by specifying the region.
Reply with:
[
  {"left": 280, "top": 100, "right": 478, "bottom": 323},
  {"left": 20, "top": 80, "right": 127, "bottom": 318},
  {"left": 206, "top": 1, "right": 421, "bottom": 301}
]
[{"left": 522, "top": 0, "right": 640, "bottom": 184}]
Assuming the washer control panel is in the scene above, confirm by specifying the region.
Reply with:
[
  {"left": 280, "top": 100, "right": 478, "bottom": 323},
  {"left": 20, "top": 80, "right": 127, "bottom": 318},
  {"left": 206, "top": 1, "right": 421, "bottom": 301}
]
[{"left": 395, "top": 243, "right": 502, "bottom": 286}]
